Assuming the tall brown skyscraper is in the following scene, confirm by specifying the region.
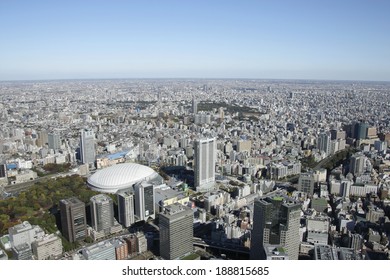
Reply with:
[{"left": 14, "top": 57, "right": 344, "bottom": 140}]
[{"left": 60, "top": 197, "right": 87, "bottom": 243}]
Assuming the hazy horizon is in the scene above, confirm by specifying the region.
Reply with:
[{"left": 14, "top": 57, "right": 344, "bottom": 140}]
[
  {"left": 1, "top": 77, "right": 390, "bottom": 84},
  {"left": 1, "top": 0, "right": 389, "bottom": 82}
]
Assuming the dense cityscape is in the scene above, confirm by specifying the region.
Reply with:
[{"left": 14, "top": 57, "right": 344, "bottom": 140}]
[{"left": 1, "top": 78, "right": 390, "bottom": 260}]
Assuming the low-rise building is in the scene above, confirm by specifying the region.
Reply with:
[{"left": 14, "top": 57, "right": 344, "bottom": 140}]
[
  {"left": 32, "top": 234, "right": 63, "bottom": 260},
  {"left": 12, "top": 242, "right": 33, "bottom": 260},
  {"left": 81, "top": 240, "right": 116, "bottom": 260},
  {"left": 0, "top": 249, "right": 8, "bottom": 260},
  {"left": 8, "top": 221, "right": 45, "bottom": 248}
]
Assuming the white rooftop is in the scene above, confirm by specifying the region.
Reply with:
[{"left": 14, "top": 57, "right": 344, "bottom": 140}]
[{"left": 87, "top": 163, "right": 160, "bottom": 193}]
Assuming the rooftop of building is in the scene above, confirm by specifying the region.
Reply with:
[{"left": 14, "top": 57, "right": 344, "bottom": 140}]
[
  {"left": 338, "top": 247, "right": 362, "bottom": 260},
  {"left": 117, "top": 189, "right": 134, "bottom": 197},
  {"left": 155, "top": 185, "right": 186, "bottom": 201},
  {"left": 314, "top": 244, "right": 337, "bottom": 260},
  {"left": 33, "top": 234, "right": 61, "bottom": 245},
  {"left": 264, "top": 244, "right": 288, "bottom": 258},
  {"left": 90, "top": 193, "right": 113, "bottom": 203},
  {"left": 161, "top": 203, "right": 193, "bottom": 218},
  {"left": 60, "top": 196, "right": 84, "bottom": 206},
  {"left": 82, "top": 240, "right": 115, "bottom": 255},
  {"left": 8, "top": 221, "right": 32, "bottom": 234}
]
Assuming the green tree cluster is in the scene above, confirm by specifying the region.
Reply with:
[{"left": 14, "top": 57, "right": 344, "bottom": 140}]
[
  {"left": 323, "top": 149, "right": 355, "bottom": 171},
  {"left": 42, "top": 163, "right": 71, "bottom": 174},
  {"left": 301, "top": 155, "right": 317, "bottom": 169},
  {"left": 198, "top": 102, "right": 258, "bottom": 114},
  {"left": 0, "top": 175, "right": 99, "bottom": 234}
]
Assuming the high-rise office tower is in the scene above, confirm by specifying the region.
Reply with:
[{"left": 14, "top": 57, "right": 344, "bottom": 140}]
[
  {"left": 350, "top": 154, "right": 366, "bottom": 176},
  {"left": 90, "top": 194, "right": 114, "bottom": 233},
  {"left": 341, "top": 179, "right": 352, "bottom": 198},
  {"left": 134, "top": 182, "right": 155, "bottom": 221},
  {"left": 250, "top": 194, "right": 301, "bottom": 260},
  {"left": 117, "top": 190, "right": 135, "bottom": 227},
  {"left": 194, "top": 138, "right": 216, "bottom": 192},
  {"left": 298, "top": 172, "right": 315, "bottom": 195},
  {"left": 48, "top": 132, "right": 61, "bottom": 150},
  {"left": 159, "top": 203, "right": 193, "bottom": 260},
  {"left": 0, "top": 163, "right": 6, "bottom": 178},
  {"left": 330, "top": 129, "right": 346, "bottom": 140},
  {"left": 354, "top": 122, "right": 368, "bottom": 140},
  {"left": 80, "top": 128, "right": 96, "bottom": 166},
  {"left": 218, "top": 107, "right": 224, "bottom": 120},
  {"left": 192, "top": 97, "right": 198, "bottom": 114},
  {"left": 317, "top": 131, "right": 331, "bottom": 156},
  {"left": 350, "top": 233, "right": 363, "bottom": 252},
  {"left": 36, "top": 130, "right": 49, "bottom": 147},
  {"left": 60, "top": 197, "right": 87, "bottom": 243}
]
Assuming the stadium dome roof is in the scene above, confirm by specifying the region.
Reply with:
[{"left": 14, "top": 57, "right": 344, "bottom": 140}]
[{"left": 87, "top": 163, "right": 161, "bottom": 193}]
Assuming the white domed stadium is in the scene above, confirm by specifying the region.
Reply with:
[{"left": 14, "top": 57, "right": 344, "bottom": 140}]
[{"left": 87, "top": 163, "right": 163, "bottom": 193}]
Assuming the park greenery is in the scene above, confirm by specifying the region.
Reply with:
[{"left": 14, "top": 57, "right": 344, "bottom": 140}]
[
  {"left": 33, "top": 163, "right": 72, "bottom": 177},
  {"left": 198, "top": 101, "right": 260, "bottom": 114},
  {"left": 300, "top": 155, "right": 317, "bottom": 169},
  {"left": 0, "top": 175, "right": 99, "bottom": 236},
  {"left": 42, "top": 163, "right": 72, "bottom": 174},
  {"left": 301, "top": 148, "right": 357, "bottom": 172},
  {"left": 322, "top": 148, "right": 356, "bottom": 171}
]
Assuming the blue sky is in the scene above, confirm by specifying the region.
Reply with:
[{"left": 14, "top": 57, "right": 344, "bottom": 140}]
[{"left": 0, "top": 0, "right": 389, "bottom": 81}]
